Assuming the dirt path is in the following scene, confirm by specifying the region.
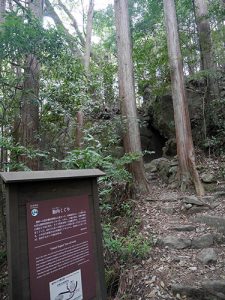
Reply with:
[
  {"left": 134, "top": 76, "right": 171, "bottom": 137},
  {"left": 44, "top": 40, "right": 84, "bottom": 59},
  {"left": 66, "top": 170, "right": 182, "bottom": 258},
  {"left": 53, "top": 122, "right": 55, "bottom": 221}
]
[{"left": 115, "top": 178, "right": 225, "bottom": 300}]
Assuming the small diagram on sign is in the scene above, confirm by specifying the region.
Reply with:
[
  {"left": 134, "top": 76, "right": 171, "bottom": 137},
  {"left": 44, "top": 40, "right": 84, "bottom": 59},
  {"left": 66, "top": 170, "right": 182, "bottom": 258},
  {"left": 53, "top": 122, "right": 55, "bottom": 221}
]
[
  {"left": 49, "top": 270, "right": 83, "bottom": 300},
  {"left": 55, "top": 280, "right": 77, "bottom": 300}
]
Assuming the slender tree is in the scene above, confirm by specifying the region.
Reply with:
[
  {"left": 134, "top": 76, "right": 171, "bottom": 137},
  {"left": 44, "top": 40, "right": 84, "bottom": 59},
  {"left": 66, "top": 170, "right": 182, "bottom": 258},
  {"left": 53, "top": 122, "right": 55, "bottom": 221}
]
[
  {"left": 114, "top": 0, "right": 149, "bottom": 192},
  {"left": 75, "top": 0, "right": 95, "bottom": 148},
  {"left": 163, "top": 0, "right": 205, "bottom": 196},
  {"left": 194, "top": 0, "right": 219, "bottom": 101},
  {"left": 84, "top": 0, "right": 94, "bottom": 72}
]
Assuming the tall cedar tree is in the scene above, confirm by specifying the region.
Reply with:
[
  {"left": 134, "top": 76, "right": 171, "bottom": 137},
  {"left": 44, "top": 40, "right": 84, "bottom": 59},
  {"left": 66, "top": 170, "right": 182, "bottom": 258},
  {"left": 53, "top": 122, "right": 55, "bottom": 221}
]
[
  {"left": 163, "top": 0, "right": 205, "bottom": 196},
  {"left": 114, "top": 0, "right": 149, "bottom": 192}
]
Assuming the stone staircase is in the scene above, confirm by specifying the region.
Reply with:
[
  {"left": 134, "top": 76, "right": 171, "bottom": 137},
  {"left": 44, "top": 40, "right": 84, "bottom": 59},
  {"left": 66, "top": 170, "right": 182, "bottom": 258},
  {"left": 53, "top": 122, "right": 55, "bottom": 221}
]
[
  {"left": 113, "top": 159, "right": 225, "bottom": 300},
  {"left": 154, "top": 186, "right": 225, "bottom": 299},
  {"left": 124, "top": 179, "right": 225, "bottom": 300}
]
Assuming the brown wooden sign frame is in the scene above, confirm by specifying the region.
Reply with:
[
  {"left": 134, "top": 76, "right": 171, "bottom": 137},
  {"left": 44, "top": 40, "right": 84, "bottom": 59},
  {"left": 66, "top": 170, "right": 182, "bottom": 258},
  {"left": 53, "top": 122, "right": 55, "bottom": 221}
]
[{"left": 0, "top": 169, "right": 106, "bottom": 300}]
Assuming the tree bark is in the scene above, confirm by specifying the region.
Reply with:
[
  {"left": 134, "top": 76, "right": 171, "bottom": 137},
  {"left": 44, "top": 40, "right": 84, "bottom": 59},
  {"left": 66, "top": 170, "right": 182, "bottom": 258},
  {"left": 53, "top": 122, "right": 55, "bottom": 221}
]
[
  {"left": 114, "top": 0, "right": 149, "bottom": 192},
  {"left": 84, "top": 0, "right": 94, "bottom": 72},
  {"left": 194, "top": 0, "right": 219, "bottom": 98},
  {"left": 19, "top": 0, "right": 43, "bottom": 170},
  {"left": 194, "top": 0, "right": 213, "bottom": 71},
  {"left": 163, "top": 0, "right": 205, "bottom": 196},
  {"left": 19, "top": 55, "right": 40, "bottom": 170},
  {"left": 75, "top": 110, "right": 84, "bottom": 148}
]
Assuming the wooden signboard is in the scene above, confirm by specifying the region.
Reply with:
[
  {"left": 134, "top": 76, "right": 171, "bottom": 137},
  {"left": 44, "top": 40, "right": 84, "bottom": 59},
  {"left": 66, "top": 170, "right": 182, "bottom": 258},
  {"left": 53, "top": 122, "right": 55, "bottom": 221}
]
[{"left": 0, "top": 169, "right": 106, "bottom": 300}]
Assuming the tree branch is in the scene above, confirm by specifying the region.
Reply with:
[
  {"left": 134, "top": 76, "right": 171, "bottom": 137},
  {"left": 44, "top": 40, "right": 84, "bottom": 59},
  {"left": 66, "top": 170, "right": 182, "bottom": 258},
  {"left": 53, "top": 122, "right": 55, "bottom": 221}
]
[
  {"left": 45, "top": 0, "right": 64, "bottom": 27},
  {"left": 44, "top": 0, "right": 83, "bottom": 57},
  {"left": 57, "top": 0, "right": 85, "bottom": 47},
  {"left": 12, "top": 0, "right": 28, "bottom": 12}
]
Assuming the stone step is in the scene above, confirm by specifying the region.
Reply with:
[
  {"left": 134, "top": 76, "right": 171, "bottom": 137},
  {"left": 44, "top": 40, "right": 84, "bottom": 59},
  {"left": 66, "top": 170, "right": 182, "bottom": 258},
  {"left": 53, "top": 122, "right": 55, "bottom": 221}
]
[
  {"left": 169, "top": 224, "right": 197, "bottom": 232},
  {"left": 205, "top": 184, "right": 225, "bottom": 193},
  {"left": 191, "top": 215, "right": 225, "bottom": 234},
  {"left": 171, "top": 280, "right": 225, "bottom": 300},
  {"left": 158, "top": 233, "right": 215, "bottom": 249},
  {"left": 180, "top": 194, "right": 222, "bottom": 213},
  {"left": 214, "top": 191, "right": 225, "bottom": 199}
]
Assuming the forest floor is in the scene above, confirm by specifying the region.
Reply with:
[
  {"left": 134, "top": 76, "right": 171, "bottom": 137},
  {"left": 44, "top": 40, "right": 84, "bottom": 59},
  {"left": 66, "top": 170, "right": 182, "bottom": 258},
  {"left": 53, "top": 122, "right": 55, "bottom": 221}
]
[{"left": 114, "top": 157, "right": 225, "bottom": 300}]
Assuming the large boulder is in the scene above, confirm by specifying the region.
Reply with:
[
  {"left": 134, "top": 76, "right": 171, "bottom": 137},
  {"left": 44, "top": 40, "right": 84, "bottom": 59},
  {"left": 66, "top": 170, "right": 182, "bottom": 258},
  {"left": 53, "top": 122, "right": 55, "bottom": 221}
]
[{"left": 144, "top": 89, "right": 207, "bottom": 150}]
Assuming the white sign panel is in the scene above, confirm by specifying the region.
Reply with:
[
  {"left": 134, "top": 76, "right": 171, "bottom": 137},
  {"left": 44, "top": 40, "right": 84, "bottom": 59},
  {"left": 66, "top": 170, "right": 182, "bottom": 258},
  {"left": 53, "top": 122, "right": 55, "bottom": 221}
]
[{"left": 49, "top": 270, "right": 83, "bottom": 300}]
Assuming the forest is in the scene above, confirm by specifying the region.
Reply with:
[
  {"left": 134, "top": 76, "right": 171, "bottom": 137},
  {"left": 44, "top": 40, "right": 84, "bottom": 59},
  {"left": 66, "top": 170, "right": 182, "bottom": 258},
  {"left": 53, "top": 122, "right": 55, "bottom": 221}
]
[{"left": 0, "top": 0, "right": 225, "bottom": 299}]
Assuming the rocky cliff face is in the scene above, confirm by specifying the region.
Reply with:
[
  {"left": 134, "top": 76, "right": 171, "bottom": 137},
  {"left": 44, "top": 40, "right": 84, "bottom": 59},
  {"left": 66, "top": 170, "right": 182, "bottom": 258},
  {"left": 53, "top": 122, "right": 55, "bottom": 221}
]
[{"left": 140, "top": 72, "right": 225, "bottom": 160}]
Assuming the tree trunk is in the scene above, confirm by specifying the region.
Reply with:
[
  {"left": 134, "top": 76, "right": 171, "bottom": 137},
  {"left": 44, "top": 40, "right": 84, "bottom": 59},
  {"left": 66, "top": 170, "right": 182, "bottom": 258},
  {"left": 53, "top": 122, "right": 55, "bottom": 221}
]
[
  {"left": 194, "top": 0, "right": 219, "bottom": 98},
  {"left": 114, "top": 0, "right": 149, "bottom": 192},
  {"left": 19, "top": 55, "right": 40, "bottom": 170},
  {"left": 75, "top": 110, "right": 84, "bottom": 148},
  {"left": 194, "top": 0, "right": 213, "bottom": 71},
  {"left": 84, "top": 0, "right": 94, "bottom": 72},
  {"left": 75, "top": 0, "right": 94, "bottom": 149},
  {"left": 19, "top": 0, "right": 43, "bottom": 170},
  {"left": 103, "top": 55, "right": 114, "bottom": 107},
  {"left": 163, "top": 0, "right": 205, "bottom": 196}
]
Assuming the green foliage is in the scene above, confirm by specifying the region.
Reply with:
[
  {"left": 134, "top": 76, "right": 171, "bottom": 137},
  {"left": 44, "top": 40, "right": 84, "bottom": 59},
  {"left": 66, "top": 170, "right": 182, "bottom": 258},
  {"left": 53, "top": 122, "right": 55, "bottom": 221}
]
[
  {"left": 0, "top": 137, "right": 49, "bottom": 171},
  {"left": 62, "top": 137, "right": 141, "bottom": 184},
  {"left": 0, "top": 12, "right": 66, "bottom": 63},
  {"left": 103, "top": 221, "right": 151, "bottom": 263},
  {"left": 131, "top": 0, "right": 170, "bottom": 97},
  {"left": 93, "top": 5, "right": 116, "bottom": 52},
  {"left": 202, "top": 96, "right": 225, "bottom": 155},
  {"left": 0, "top": 10, "right": 89, "bottom": 171}
]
